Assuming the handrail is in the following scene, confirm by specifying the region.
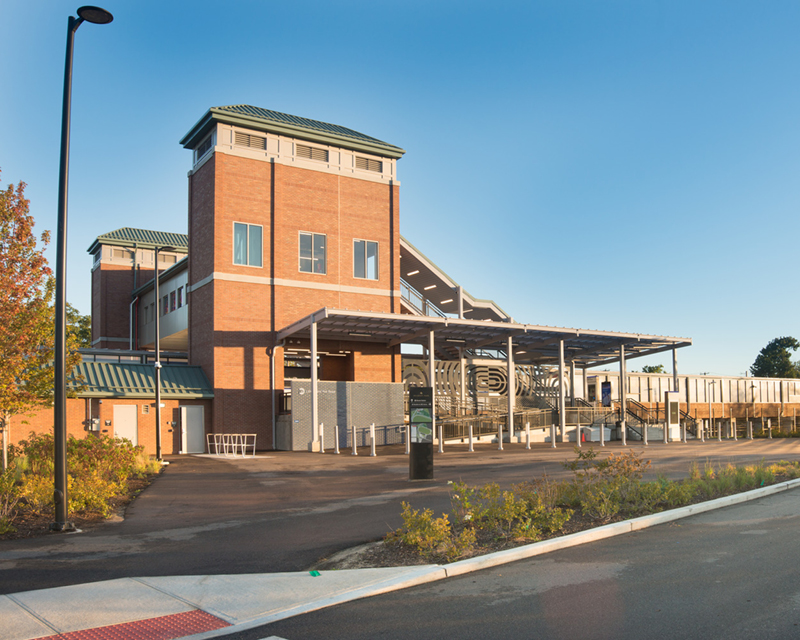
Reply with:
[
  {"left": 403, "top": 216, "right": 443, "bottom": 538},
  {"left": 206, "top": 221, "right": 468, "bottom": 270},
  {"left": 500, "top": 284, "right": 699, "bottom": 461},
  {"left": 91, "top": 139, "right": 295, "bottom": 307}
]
[{"left": 400, "top": 278, "right": 446, "bottom": 318}]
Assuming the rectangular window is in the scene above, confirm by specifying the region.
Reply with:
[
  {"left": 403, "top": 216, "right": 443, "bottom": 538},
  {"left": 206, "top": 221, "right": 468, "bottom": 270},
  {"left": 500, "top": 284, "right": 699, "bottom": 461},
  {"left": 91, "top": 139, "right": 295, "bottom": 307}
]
[
  {"left": 177, "top": 287, "right": 183, "bottom": 308},
  {"left": 233, "top": 222, "right": 263, "bottom": 267},
  {"left": 194, "top": 132, "right": 215, "bottom": 163},
  {"left": 354, "top": 240, "right": 379, "bottom": 280},
  {"left": 170, "top": 291, "right": 177, "bottom": 312},
  {"left": 299, "top": 232, "right": 326, "bottom": 274},
  {"left": 162, "top": 296, "right": 169, "bottom": 317}
]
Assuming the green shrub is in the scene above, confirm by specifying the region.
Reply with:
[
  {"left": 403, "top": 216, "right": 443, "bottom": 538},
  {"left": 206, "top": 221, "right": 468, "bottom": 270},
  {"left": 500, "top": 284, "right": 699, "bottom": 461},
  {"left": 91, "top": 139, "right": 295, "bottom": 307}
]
[
  {"left": 9, "top": 432, "right": 158, "bottom": 520},
  {"left": 0, "top": 468, "right": 21, "bottom": 534},
  {"left": 389, "top": 502, "right": 474, "bottom": 561}
]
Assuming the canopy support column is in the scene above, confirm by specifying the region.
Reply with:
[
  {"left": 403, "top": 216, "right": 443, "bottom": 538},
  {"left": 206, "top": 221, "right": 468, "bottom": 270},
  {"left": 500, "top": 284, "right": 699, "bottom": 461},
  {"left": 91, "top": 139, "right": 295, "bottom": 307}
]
[
  {"left": 311, "top": 320, "right": 319, "bottom": 451},
  {"left": 429, "top": 330, "right": 436, "bottom": 446},
  {"left": 620, "top": 344, "right": 627, "bottom": 446},
  {"left": 507, "top": 336, "right": 515, "bottom": 440},
  {"left": 559, "top": 340, "right": 566, "bottom": 445}
]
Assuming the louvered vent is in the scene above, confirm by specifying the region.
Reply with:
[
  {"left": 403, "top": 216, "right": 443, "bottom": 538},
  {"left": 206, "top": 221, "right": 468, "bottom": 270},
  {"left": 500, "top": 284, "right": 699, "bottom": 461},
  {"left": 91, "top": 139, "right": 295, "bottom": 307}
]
[
  {"left": 296, "top": 144, "right": 329, "bottom": 162},
  {"left": 196, "top": 136, "right": 213, "bottom": 158},
  {"left": 234, "top": 132, "right": 267, "bottom": 150},
  {"left": 356, "top": 156, "right": 383, "bottom": 173}
]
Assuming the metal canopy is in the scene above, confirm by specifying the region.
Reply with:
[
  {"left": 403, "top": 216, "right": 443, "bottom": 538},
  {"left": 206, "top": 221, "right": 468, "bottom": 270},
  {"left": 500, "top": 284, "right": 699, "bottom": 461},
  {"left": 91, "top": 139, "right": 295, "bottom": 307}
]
[{"left": 277, "top": 308, "right": 692, "bottom": 368}]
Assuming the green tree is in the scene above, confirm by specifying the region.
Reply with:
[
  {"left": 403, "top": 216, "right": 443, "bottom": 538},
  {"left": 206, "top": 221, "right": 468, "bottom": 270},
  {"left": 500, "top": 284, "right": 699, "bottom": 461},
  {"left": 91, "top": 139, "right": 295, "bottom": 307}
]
[
  {"left": 750, "top": 337, "right": 800, "bottom": 378},
  {"left": 0, "top": 172, "right": 81, "bottom": 469},
  {"left": 67, "top": 304, "right": 91, "bottom": 348},
  {"left": 641, "top": 364, "right": 665, "bottom": 374}
]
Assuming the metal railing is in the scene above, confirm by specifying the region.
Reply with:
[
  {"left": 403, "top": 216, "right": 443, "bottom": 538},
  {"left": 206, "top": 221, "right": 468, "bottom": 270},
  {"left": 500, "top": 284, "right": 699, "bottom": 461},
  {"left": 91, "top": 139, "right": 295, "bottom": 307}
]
[{"left": 400, "top": 279, "right": 446, "bottom": 318}]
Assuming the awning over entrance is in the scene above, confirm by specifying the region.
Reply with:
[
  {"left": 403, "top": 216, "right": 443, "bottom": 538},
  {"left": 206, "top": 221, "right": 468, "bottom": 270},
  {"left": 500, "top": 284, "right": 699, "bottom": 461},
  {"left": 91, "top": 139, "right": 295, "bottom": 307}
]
[{"left": 276, "top": 308, "right": 691, "bottom": 368}]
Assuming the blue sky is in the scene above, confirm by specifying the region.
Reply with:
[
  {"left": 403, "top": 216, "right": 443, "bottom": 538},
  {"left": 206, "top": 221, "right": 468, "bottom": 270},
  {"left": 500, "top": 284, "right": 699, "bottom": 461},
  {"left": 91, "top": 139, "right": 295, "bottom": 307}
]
[{"left": 3, "top": 1, "right": 799, "bottom": 376}]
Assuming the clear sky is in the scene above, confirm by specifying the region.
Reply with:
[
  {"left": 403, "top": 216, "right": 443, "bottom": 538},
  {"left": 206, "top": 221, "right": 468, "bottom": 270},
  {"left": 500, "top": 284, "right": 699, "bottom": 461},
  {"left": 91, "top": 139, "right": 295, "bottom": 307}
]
[{"left": 3, "top": 1, "right": 799, "bottom": 376}]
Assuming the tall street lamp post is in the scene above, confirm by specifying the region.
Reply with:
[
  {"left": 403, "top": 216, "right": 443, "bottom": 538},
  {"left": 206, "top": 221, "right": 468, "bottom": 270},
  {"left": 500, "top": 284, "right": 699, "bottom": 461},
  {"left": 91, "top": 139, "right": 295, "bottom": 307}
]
[
  {"left": 53, "top": 5, "right": 113, "bottom": 532},
  {"left": 153, "top": 246, "right": 175, "bottom": 462}
]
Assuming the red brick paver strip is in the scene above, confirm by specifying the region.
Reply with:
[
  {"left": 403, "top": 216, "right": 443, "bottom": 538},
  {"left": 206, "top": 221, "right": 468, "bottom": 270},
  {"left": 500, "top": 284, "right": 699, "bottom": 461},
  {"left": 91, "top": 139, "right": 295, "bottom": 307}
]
[{"left": 35, "top": 609, "right": 230, "bottom": 640}]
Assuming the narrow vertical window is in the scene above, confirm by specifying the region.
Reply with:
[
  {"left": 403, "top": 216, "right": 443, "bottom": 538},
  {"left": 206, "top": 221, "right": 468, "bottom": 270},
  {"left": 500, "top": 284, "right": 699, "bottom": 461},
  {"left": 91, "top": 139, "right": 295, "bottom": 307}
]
[
  {"left": 354, "top": 240, "right": 379, "bottom": 280},
  {"left": 233, "top": 222, "right": 263, "bottom": 267},
  {"left": 177, "top": 287, "right": 183, "bottom": 308},
  {"left": 234, "top": 223, "right": 248, "bottom": 265}
]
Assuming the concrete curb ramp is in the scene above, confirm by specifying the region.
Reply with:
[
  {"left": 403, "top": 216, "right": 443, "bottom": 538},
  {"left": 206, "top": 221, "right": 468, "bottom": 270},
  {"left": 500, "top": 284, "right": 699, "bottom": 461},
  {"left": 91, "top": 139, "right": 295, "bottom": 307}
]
[{"left": 5, "top": 477, "right": 800, "bottom": 640}]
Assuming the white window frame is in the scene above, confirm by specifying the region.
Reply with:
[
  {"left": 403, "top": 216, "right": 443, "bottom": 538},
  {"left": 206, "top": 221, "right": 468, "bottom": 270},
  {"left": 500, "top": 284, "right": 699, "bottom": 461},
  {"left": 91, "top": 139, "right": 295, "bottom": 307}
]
[
  {"left": 233, "top": 222, "right": 263, "bottom": 268},
  {"left": 298, "top": 232, "right": 327, "bottom": 275},
  {"left": 353, "top": 239, "right": 379, "bottom": 280}
]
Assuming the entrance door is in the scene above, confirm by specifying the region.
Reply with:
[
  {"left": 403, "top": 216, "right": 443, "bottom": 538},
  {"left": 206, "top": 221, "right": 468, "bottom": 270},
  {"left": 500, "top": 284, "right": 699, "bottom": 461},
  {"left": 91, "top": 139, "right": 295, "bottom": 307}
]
[
  {"left": 113, "top": 405, "right": 138, "bottom": 446},
  {"left": 180, "top": 405, "right": 205, "bottom": 453}
]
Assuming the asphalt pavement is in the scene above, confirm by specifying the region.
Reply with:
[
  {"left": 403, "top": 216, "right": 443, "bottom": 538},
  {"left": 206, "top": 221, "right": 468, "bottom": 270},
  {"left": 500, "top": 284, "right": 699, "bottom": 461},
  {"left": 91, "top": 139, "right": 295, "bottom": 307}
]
[{"left": 2, "top": 438, "right": 800, "bottom": 639}]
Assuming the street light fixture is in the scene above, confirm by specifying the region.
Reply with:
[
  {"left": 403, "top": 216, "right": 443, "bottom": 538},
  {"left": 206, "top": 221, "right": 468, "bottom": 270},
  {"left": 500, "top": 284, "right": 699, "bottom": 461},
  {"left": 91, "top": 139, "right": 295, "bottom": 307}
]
[
  {"left": 153, "top": 246, "right": 175, "bottom": 462},
  {"left": 53, "top": 5, "right": 113, "bottom": 532}
]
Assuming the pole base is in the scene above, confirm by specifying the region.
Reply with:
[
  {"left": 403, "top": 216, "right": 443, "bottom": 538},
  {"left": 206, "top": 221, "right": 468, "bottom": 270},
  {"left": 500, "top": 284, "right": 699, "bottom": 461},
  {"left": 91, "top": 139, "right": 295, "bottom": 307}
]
[{"left": 50, "top": 521, "right": 77, "bottom": 532}]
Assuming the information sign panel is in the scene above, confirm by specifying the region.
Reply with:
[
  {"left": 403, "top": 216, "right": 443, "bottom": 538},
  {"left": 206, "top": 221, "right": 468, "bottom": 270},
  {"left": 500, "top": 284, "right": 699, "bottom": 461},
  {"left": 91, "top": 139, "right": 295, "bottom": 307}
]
[{"left": 409, "top": 387, "right": 434, "bottom": 480}]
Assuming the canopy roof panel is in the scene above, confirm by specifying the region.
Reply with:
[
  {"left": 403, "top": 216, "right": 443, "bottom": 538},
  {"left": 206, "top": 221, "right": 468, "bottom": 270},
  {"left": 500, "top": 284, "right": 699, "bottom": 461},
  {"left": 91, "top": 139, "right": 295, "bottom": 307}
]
[
  {"left": 277, "top": 308, "right": 691, "bottom": 368},
  {"left": 69, "top": 362, "right": 214, "bottom": 399}
]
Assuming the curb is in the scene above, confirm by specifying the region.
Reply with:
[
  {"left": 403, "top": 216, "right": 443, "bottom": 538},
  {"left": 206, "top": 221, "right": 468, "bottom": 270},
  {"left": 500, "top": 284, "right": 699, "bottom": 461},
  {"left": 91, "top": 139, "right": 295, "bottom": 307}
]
[{"left": 183, "top": 476, "right": 800, "bottom": 639}]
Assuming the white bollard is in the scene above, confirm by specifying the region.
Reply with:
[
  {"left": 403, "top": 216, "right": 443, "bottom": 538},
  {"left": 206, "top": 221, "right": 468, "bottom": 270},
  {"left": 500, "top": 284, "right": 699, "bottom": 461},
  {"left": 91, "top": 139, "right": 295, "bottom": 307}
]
[
  {"left": 525, "top": 422, "right": 531, "bottom": 450},
  {"left": 498, "top": 421, "right": 504, "bottom": 451},
  {"left": 601, "top": 420, "right": 605, "bottom": 447},
  {"left": 468, "top": 423, "right": 474, "bottom": 452},
  {"left": 405, "top": 424, "right": 410, "bottom": 455},
  {"left": 351, "top": 424, "right": 358, "bottom": 456},
  {"left": 643, "top": 422, "right": 648, "bottom": 446},
  {"left": 576, "top": 422, "right": 582, "bottom": 448},
  {"left": 438, "top": 424, "right": 444, "bottom": 453},
  {"left": 748, "top": 420, "right": 753, "bottom": 440},
  {"left": 551, "top": 423, "right": 556, "bottom": 448},
  {"left": 370, "top": 422, "right": 376, "bottom": 457},
  {"left": 682, "top": 421, "right": 687, "bottom": 444},
  {"left": 768, "top": 418, "right": 773, "bottom": 439},
  {"left": 319, "top": 423, "right": 325, "bottom": 454},
  {"left": 334, "top": 424, "right": 340, "bottom": 454}
]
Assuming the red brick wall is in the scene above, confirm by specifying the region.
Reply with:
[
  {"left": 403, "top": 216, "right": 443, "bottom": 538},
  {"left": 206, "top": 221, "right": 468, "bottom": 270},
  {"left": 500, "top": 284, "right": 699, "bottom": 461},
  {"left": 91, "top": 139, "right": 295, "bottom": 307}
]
[
  {"left": 187, "top": 149, "right": 400, "bottom": 449},
  {"left": 92, "top": 265, "right": 135, "bottom": 348},
  {"left": 8, "top": 398, "right": 212, "bottom": 457}
]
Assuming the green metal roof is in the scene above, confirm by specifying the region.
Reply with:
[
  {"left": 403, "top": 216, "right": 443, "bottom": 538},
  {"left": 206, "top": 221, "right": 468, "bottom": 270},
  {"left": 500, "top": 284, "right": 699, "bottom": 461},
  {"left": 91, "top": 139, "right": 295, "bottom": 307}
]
[
  {"left": 70, "top": 362, "right": 213, "bottom": 399},
  {"left": 87, "top": 228, "right": 189, "bottom": 255},
  {"left": 181, "top": 105, "right": 405, "bottom": 159}
]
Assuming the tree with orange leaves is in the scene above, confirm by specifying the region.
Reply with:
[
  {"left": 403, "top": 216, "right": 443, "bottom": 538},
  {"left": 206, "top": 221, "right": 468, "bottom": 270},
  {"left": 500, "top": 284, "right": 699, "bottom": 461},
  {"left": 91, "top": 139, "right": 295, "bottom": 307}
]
[{"left": 0, "top": 171, "right": 80, "bottom": 469}]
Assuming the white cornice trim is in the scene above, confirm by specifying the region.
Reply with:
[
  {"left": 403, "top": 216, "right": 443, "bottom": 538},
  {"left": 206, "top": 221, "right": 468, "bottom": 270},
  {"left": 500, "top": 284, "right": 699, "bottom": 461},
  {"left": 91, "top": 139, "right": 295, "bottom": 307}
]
[{"left": 188, "top": 271, "right": 400, "bottom": 298}]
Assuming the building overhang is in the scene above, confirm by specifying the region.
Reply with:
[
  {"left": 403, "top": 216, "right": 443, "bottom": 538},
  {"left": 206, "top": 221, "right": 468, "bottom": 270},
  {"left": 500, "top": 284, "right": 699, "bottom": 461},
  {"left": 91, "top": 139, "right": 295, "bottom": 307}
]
[
  {"left": 276, "top": 308, "right": 692, "bottom": 368},
  {"left": 181, "top": 105, "right": 406, "bottom": 159}
]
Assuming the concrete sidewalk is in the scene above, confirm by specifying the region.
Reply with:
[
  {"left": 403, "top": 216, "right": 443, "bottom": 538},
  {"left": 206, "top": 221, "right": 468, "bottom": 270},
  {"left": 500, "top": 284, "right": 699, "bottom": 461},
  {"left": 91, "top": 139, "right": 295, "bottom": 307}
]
[
  {"left": 2, "top": 567, "right": 445, "bottom": 640},
  {"left": 6, "top": 477, "right": 800, "bottom": 640}
]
